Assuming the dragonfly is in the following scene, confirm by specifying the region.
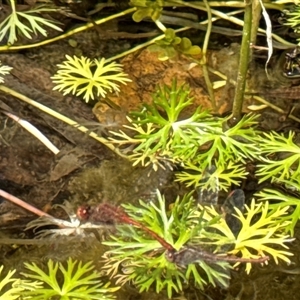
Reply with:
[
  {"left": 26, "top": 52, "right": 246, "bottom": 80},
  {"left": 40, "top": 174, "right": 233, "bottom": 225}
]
[{"left": 76, "top": 199, "right": 269, "bottom": 267}]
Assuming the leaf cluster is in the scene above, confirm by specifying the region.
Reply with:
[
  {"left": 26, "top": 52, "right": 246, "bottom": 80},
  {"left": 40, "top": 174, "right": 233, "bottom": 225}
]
[
  {"left": 249, "top": 130, "right": 300, "bottom": 233},
  {"left": 148, "top": 28, "right": 201, "bottom": 61},
  {"left": 284, "top": 5, "right": 300, "bottom": 34},
  {"left": 256, "top": 131, "right": 300, "bottom": 182},
  {"left": 0, "top": 61, "right": 12, "bottom": 83},
  {"left": 102, "top": 190, "right": 292, "bottom": 298},
  {"left": 130, "top": 0, "right": 164, "bottom": 22},
  {"left": 102, "top": 191, "right": 231, "bottom": 298},
  {"left": 207, "top": 201, "right": 293, "bottom": 273},
  {"left": 0, "top": 258, "right": 117, "bottom": 300},
  {"left": 0, "top": 0, "right": 62, "bottom": 45},
  {"left": 0, "top": 265, "right": 24, "bottom": 300},
  {"left": 256, "top": 179, "right": 300, "bottom": 235},
  {"left": 52, "top": 55, "right": 132, "bottom": 102},
  {"left": 107, "top": 80, "right": 300, "bottom": 238},
  {"left": 110, "top": 80, "right": 260, "bottom": 191}
]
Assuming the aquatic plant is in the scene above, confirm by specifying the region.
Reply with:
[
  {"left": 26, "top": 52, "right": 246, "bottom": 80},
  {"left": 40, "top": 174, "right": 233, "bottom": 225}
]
[
  {"left": 0, "top": 1, "right": 300, "bottom": 299},
  {"left": 253, "top": 132, "right": 300, "bottom": 235},
  {"left": 0, "top": 259, "right": 118, "bottom": 300},
  {"left": 256, "top": 131, "right": 300, "bottom": 182},
  {"left": 0, "top": 61, "right": 12, "bottom": 83},
  {"left": 101, "top": 190, "right": 292, "bottom": 298},
  {"left": 284, "top": 5, "right": 300, "bottom": 42},
  {"left": 0, "top": 265, "right": 23, "bottom": 300},
  {"left": 109, "top": 80, "right": 259, "bottom": 190},
  {"left": 0, "top": 0, "right": 62, "bottom": 45},
  {"left": 208, "top": 200, "right": 293, "bottom": 273},
  {"left": 101, "top": 191, "right": 230, "bottom": 298},
  {"left": 256, "top": 179, "right": 300, "bottom": 236},
  {"left": 51, "top": 55, "right": 132, "bottom": 103},
  {"left": 148, "top": 28, "right": 201, "bottom": 60},
  {"left": 20, "top": 258, "right": 118, "bottom": 300},
  {"left": 131, "top": 0, "right": 164, "bottom": 22}
]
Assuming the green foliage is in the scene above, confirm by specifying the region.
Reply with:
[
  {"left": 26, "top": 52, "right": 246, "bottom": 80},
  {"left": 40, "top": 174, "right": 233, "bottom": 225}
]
[
  {"left": 284, "top": 5, "right": 300, "bottom": 35},
  {"left": 148, "top": 28, "right": 201, "bottom": 61},
  {"left": 0, "top": 61, "right": 12, "bottom": 83},
  {"left": 102, "top": 191, "right": 231, "bottom": 298},
  {"left": 0, "top": 0, "right": 62, "bottom": 45},
  {"left": 251, "top": 160, "right": 300, "bottom": 260},
  {"left": 21, "top": 258, "right": 118, "bottom": 299},
  {"left": 0, "top": 265, "right": 24, "bottom": 300},
  {"left": 110, "top": 80, "right": 260, "bottom": 190},
  {"left": 51, "top": 55, "right": 132, "bottom": 102},
  {"left": 256, "top": 180, "right": 300, "bottom": 235},
  {"left": 130, "top": 0, "right": 164, "bottom": 22},
  {"left": 0, "top": 259, "right": 118, "bottom": 300},
  {"left": 176, "top": 160, "right": 248, "bottom": 192},
  {"left": 209, "top": 200, "right": 293, "bottom": 273},
  {"left": 256, "top": 131, "right": 300, "bottom": 182},
  {"left": 102, "top": 190, "right": 291, "bottom": 298}
]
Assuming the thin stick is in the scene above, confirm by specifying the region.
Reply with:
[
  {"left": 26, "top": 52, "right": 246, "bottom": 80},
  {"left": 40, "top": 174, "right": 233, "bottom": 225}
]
[
  {"left": 0, "top": 8, "right": 137, "bottom": 51},
  {"left": 0, "top": 85, "right": 127, "bottom": 158},
  {"left": 201, "top": 0, "right": 216, "bottom": 111},
  {"left": 2, "top": 111, "right": 59, "bottom": 154},
  {"left": 0, "top": 189, "right": 52, "bottom": 218}
]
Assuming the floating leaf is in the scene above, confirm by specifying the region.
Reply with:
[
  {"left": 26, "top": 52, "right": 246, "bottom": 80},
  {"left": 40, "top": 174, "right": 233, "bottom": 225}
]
[
  {"left": 22, "top": 258, "right": 118, "bottom": 299},
  {"left": 52, "top": 55, "right": 131, "bottom": 102},
  {"left": 0, "top": 0, "right": 62, "bottom": 45}
]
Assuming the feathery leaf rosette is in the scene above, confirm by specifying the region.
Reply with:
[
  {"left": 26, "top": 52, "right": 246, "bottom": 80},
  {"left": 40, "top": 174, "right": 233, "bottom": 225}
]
[
  {"left": 52, "top": 55, "right": 131, "bottom": 102},
  {"left": 256, "top": 131, "right": 300, "bottom": 183},
  {"left": 110, "top": 81, "right": 260, "bottom": 184},
  {"left": 0, "top": 61, "right": 12, "bottom": 83},
  {"left": 256, "top": 180, "right": 300, "bottom": 235},
  {"left": 102, "top": 191, "right": 233, "bottom": 298},
  {"left": 284, "top": 5, "right": 300, "bottom": 32},
  {"left": 101, "top": 190, "right": 289, "bottom": 298},
  {"left": 176, "top": 160, "right": 248, "bottom": 192},
  {"left": 110, "top": 81, "right": 219, "bottom": 168},
  {"left": 207, "top": 200, "right": 293, "bottom": 274},
  {"left": 0, "top": 265, "right": 24, "bottom": 299},
  {"left": 21, "top": 258, "right": 118, "bottom": 299},
  {"left": 0, "top": 0, "right": 62, "bottom": 45}
]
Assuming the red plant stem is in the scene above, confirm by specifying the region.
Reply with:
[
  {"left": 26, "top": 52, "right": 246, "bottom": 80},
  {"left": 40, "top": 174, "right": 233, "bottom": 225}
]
[{"left": 0, "top": 189, "right": 52, "bottom": 218}]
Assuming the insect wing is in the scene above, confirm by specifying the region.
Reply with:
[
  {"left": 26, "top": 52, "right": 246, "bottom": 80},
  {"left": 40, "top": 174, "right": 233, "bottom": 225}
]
[
  {"left": 166, "top": 247, "right": 231, "bottom": 288},
  {"left": 197, "top": 165, "right": 219, "bottom": 206},
  {"left": 222, "top": 189, "right": 245, "bottom": 236}
]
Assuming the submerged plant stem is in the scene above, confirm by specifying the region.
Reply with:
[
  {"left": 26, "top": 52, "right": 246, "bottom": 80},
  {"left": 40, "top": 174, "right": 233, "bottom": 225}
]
[
  {"left": 0, "top": 85, "right": 127, "bottom": 158},
  {"left": 0, "top": 189, "right": 51, "bottom": 218},
  {"left": 250, "top": 0, "right": 262, "bottom": 47},
  {"left": 0, "top": 7, "right": 136, "bottom": 51},
  {"left": 201, "top": 0, "right": 216, "bottom": 111},
  {"left": 232, "top": 0, "right": 252, "bottom": 122}
]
